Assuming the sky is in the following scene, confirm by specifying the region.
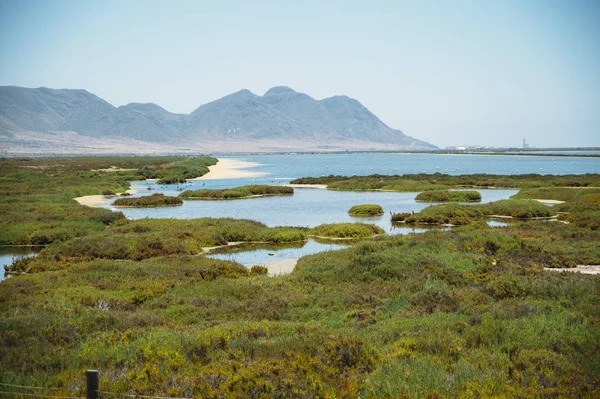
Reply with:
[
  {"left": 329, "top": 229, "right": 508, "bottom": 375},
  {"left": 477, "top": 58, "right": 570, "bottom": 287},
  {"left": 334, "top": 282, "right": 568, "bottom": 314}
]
[{"left": 0, "top": 0, "right": 599, "bottom": 148}]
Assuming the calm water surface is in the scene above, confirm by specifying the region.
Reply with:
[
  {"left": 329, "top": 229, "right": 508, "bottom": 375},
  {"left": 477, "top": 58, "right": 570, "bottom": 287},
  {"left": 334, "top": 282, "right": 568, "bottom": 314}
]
[{"left": 0, "top": 247, "right": 41, "bottom": 281}]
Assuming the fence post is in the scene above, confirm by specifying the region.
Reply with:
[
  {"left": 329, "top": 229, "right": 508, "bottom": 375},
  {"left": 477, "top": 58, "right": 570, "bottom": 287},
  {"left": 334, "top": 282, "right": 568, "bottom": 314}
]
[{"left": 86, "top": 370, "right": 99, "bottom": 399}]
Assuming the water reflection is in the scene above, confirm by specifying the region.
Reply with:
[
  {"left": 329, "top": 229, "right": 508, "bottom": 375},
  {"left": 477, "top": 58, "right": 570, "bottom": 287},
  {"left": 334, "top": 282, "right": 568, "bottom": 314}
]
[
  {"left": 0, "top": 247, "right": 43, "bottom": 281},
  {"left": 207, "top": 238, "right": 348, "bottom": 268}
]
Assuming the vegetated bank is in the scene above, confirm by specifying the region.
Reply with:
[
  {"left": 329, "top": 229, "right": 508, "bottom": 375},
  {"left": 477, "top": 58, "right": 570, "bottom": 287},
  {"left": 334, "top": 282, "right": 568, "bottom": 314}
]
[
  {"left": 112, "top": 194, "right": 183, "bottom": 207},
  {"left": 348, "top": 204, "right": 384, "bottom": 217},
  {"left": 0, "top": 156, "right": 215, "bottom": 246},
  {"left": 290, "top": 173, "right": 600, "bottom": 192},
  {"left": 392, "top": 199, "right": 555, "bottom": 225},
  {"left": 309, "top": 223, "right": 384, "bottom": 239},
  {"left": 415, "top": 190, "right": 482, "bottom": 202},
  {"left": 179, "top": 185, "right": 293, "bottom": 200}
]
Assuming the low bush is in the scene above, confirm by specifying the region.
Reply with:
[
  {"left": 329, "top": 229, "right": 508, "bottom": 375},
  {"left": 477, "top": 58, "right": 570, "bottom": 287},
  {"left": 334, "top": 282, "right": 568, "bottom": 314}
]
[
  {"left": 415, "top": 190, "right": 482, "bottom": 202},
  {"left": 348, "top": 204, "right": 384, "bottom": 217},
  {"left": 112, "top": 194, "right": 183, "bottom": 208},
  {"left": 310, "top": 223, "right": 384, "bottom": 238},
  {"left": 180, "top": 185, "right": 293, "bottom": 200}
]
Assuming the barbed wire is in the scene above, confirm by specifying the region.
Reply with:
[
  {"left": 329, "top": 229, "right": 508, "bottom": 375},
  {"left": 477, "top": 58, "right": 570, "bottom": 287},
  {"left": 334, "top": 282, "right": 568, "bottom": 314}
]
[
  {"left": 0, "top": 390, "right": 83, "bottom": 399},
  {"left": 0, "top": 383, "right": 64, "bottom": 391},
  {"left": 98, "top": 391, "right": 191, "bottom": 399}
]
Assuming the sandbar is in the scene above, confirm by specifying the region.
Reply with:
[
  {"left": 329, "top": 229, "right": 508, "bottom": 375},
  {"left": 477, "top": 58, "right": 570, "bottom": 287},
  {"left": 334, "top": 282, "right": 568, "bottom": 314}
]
[
  {"left": 263, "top": 258, "right": 298, "bottom": 276},
  {"left": 74, "top": 187, "right": 140, "bottom": 208},
  {"left": 284, "top": 184, "right": 327, "bottom": 189},
  {"left": 535, "top": 199, "right": 566, "bottom": 204},
  {"left": 544, "top": 265, "right": 600, "bottom": 275},
  {"left": 193, "top": 158, "right": 267, "bottom": 180}
]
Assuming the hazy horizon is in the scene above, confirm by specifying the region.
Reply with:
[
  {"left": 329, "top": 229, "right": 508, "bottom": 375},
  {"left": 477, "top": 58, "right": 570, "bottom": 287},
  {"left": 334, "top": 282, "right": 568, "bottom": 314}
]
[{"left": 1, "top": 0, "right": 599, "bottom": 148}]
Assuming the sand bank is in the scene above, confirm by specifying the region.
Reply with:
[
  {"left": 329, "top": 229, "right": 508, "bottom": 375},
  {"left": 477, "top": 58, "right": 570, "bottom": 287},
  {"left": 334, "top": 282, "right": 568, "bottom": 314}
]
[
  {"left": 193, "top": 158, "right": 267, "bottom": 180},
  {"left": 535, "top": 199, "right": 566, "bottom": 205},
  {"left": 544, "top": 265, "right": 600, "bottom": 275},
  {"left": 284, "top": 184, "right": 327, "bottom": 190},
  {"left": 263, "top": 258, "right": 298, "bottom": 276},
  {"left": 74, "top": 186, "right": 140, "bottom": 208}
]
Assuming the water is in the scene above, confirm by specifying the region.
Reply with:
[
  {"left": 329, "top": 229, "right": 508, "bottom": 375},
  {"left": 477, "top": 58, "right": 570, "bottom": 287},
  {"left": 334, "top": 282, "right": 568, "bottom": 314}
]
[
  {"left": 108, "top": 187, "right": 518, "bottom": 233},
  {"left": 487, "top": 220, "right": 510, "bottom": 227},
  {"left": 207, "top": 153, "right": 599, "bottom": 177},
  {"left": 207, "top": 239, "right": 348, "bottom": 267},
  {"left": 0, "top": 247, "right": 41, "bottom": 281}
]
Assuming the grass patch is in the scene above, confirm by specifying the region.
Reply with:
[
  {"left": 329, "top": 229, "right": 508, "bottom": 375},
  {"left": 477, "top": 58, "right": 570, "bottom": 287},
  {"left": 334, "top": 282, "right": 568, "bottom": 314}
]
[
  {"left": 415, "top": 190, "right": 482, "bottom": 202},
  {"left": 112, "top": 194, "right": 183, "bottom": 208},
  {"left": 348, "top": 204, "right": 384, "bottom": 217},
  {"left": 392, "top": 199, "right": 553, "bottom": 225},
  {"left": 180, "top": 185, "right": 293, "bottom": 200},
  {"left": 310, "top": 223, "right": 384, "bottom": 239},
  {"left": 291, "top": 173, "right": 600, "bottom": 191}
]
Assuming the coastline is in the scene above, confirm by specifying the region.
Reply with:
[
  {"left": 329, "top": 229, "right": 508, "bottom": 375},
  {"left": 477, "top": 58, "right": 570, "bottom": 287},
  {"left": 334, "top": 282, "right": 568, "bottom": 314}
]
[{"left": 192, "top": 158, "right": 267, "bottom": 180}]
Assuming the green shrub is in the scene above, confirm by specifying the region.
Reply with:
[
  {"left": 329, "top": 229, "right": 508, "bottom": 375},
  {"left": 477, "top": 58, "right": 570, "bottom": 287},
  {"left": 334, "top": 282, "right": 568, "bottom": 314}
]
[
  {"left": 180, "top": 185, "right": 293, "bottom": 200},
  {"left": 415, "top": 190, "right": 482, "bottom": 202},
  {"left": 348, "top": 204, "right": 384, "bottom": 217},
  {"left": 310, "top": 223, "right": 384, "bottom": 238},
  {"left": 112, "top": 194, "right": 183, "bottom": 208}
]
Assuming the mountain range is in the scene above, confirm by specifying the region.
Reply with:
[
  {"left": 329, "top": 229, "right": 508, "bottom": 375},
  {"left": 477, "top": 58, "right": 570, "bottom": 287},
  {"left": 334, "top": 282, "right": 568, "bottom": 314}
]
[{"left": 0, "top": 86, "right": 437, "bottom": 154}]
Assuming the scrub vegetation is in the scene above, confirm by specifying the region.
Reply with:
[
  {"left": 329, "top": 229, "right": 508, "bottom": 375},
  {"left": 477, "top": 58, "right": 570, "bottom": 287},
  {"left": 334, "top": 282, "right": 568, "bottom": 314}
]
[
  {"left": 291, "top": 173, "right": 600, "bottom": 192},
  {"left": 393, "top": 199, "right": 555, "bottom": 225},
  {"left": 0, "top": 156, "right": 215, "bottom": 245},
  {"left": 309, "top": 223, "right": 384, "bottom": 239},
  {"left": 112, "top": 193, "right": 183, "bottom": 207},
  {"left": 179, "top": 185, "right": 293, "bottom": 200},
  {"left": 1, "top": 159, "right": 599, "bottom": 398},
  {"left": 348, "top": 204, "right": 385, "bottom": 217},
  {"left": 415, "top": 190, "right": 482, "bottom": 202}
]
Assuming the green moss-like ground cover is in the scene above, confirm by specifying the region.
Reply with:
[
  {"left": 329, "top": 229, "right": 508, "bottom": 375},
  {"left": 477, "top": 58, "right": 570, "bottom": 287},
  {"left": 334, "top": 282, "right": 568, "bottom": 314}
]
[
  {"left": 179, "top": 185, "right": 293, "bottom": 199},
  {"left": 112, "top": 193, "right": 183, "bottom": 207},
  {"left": 291, "top": 173, "right": 600, "bottom": 192},
  {"left": 415, "top": 190, "right": 482, "bottom": 202},
  {"left": 348, "top": 204, "right": 385, "bottom": 217},
  {"left": 393, "top": 199, "right": 554, "bottom": 225}
]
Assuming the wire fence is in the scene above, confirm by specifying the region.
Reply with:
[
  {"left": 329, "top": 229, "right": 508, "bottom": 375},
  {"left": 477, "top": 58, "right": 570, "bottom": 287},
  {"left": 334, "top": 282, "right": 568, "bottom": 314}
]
[{"left": 0, "top": 375, "right": 193, "bottom": 399}]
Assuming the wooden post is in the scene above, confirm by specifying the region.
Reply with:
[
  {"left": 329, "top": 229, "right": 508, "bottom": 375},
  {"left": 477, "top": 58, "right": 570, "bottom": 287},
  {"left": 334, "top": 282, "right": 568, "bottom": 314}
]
[{"left": 86, "top": 370, "right": 99, "bottom": 399}]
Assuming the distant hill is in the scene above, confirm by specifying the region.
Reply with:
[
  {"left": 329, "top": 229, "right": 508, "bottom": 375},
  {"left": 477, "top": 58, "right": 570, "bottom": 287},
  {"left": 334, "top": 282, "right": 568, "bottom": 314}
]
[{"left": 0, "top": 85, "right": 437, "bottom": 154}]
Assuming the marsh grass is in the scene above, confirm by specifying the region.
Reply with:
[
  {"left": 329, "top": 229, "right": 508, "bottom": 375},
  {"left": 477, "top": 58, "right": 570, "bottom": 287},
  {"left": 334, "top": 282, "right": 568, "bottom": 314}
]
[
  {"left": 309, "top": 223, "right": 384, "bottom": 238},
  {"left": 1, "top": 222, "right": 599, "bottom": 397},
  {"left": 348, "top": 204, "right": 384, "bottom": 217},
  {"left": 393, "top": 199, "right": 554, "bottom": 225},
  {"left": 112, "top": 194, "right": 183, "bottom": 207},
  {"left": 179, "top": 185, "right": 293, "bottom": 200},
  {"left": 291, "top": 173, "right": 600, "bottom": 191},
  {"left": 0, "top": 156, "right": 215, "bottom": 245},
  {"left": 415, "top": 190, "right": 482, "bottom": 202},
  {"left": 1, "top": 160, "right": 600, "bottom": 397}
]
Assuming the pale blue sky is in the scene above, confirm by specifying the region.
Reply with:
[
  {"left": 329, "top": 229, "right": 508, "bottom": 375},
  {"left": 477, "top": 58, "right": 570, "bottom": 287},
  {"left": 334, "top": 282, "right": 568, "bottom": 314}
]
[{"left": 1, "top": 0, "right": 599, "bottom": 148}]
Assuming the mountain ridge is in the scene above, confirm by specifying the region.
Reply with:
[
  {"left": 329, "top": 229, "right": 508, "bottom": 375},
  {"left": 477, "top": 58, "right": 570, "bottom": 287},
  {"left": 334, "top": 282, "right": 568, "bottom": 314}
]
[{"left": 0, "top": 85, "right": 437, "bottom": 154}]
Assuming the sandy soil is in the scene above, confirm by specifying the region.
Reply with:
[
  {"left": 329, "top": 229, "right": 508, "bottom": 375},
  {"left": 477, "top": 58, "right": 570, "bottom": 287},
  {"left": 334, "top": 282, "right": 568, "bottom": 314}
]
[
  {"left": 544, "top": 265, "right": 600, "bottom": 275},
  {"left": 263, "top": 259, "right": 298, "bottom": 276},
  {"left": 74, "top": 195, "right": 110, "bottom": 207},
  {"left": 74, "top": 187, "right": 140, "bottom": 208},
  {"left": 284, "top": 184, "right": 327, "bottom": 189},
  {"left": 193, "top": 158, "right": 267, "bottom": 180},
  {"left": 535, "top": 199, "right": 566, "bottom": 204}
]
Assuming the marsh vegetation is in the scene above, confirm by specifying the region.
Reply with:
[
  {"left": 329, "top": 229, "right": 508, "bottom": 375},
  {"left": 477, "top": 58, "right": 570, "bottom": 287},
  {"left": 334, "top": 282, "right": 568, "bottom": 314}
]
[
  {"left": 1, "top": 157, "right": 599, "bottom": 398},
  {"left": 112, "top": 193, "right": 183, "bottom": 207},
  {"left": 348, "top": 204, "right": 384, "bottom": 217},
  {"left": 179, "top": 185, "right": 293, "bottom": 200},
  {"left": 415, "top": 190, "right": 482, "bottom": 202}
]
